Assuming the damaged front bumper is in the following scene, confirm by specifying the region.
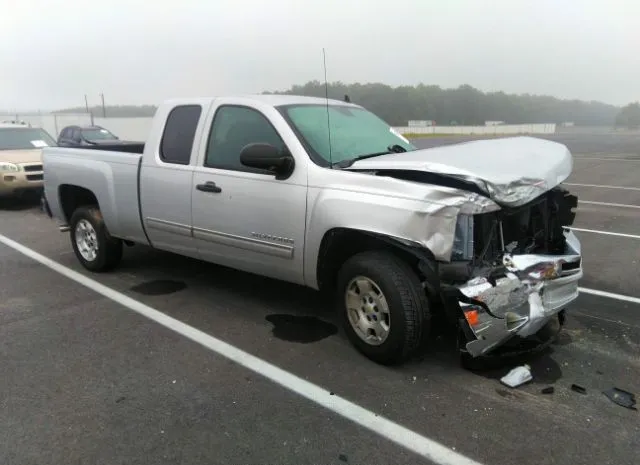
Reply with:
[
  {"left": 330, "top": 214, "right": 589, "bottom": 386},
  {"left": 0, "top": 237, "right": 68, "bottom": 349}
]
[{"left": 455, "top": 229, "right": 582, "bottom": 358}]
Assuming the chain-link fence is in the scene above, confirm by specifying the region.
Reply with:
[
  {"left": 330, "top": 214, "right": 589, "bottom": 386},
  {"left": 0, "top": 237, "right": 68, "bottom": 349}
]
[{"left": 1, "top": 113, "right": 93, "bottom": 139}]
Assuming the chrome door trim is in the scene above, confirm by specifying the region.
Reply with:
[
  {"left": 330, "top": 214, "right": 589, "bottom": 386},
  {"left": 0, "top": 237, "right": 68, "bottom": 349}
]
[
  {"left": 145, "top": 217, "right": 294, "bottom": 259},
  {"left": 193, "top": 226, "right": 294, "bottom": 259},
  {"left": 145, "top": 217, "right": 192, "bottom": 237}
]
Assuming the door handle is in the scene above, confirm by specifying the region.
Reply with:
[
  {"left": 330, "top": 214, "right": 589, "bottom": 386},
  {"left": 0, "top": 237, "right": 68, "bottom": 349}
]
[{"left": 196, "top": 181, "right": 222, "bottom": 193}]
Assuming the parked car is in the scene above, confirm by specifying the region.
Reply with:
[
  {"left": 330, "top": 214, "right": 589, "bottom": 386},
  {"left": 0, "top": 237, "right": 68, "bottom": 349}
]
[
  {"left": 0, "top": 123, "right": 55, "bottom": 200},
  {"left": 42, "top": 95, "right": 582, "bottom": 365},
  {"left": 2, "top": 120, "right": 30, "bottom": 126},
  {"left": 57, "top": 125, "right": 121, "bottom": 147}
]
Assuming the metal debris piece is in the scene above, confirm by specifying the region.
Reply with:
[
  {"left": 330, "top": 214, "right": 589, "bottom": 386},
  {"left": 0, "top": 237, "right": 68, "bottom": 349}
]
[
  {"left": 516, "top": 284, "right": 547, "bottom": 338},
  {"left": 503, "top": 255, "right": 563, "bottom": 280},
  {"left": 541, "top": 387, "right": 555, "bottom": 394},
  {"left": 603, "top": 388, "right": 637, "bottom": 410},
  {"left": 571, "top": 384, "right": 587, "bottom": 394}
]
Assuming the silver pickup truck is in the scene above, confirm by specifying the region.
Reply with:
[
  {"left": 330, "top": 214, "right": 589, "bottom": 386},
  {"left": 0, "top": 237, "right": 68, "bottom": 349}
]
[{"left": 42, "top": 95, "right": 582, "bottom": 365}]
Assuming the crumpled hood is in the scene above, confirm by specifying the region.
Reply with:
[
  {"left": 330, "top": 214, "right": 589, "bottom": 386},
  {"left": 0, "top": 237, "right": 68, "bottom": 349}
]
[{"left": 348, "top": 136, "right": 572, "bottom": 207}]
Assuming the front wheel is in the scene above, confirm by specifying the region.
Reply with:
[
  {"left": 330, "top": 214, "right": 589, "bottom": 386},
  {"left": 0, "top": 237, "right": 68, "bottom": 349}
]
[
  {"left": 336, "top": 251, "right": 430, "bottom": 365},
  {"left": 69, "top": 206, "right": 123, "bottom": 272}
]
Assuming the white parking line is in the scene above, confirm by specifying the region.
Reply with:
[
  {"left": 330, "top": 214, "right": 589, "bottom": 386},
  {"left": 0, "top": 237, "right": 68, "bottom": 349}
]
[
  {"left": 564, "top": 183, "right": 640, "bottom": 192},
  {"left": 579, "top": 200, "right": 640, "bottom": 209},
  {"left": 0, "top": 233, "right": 482, "bottom": 465},
  {"left": 572, "top": 310, "right": 640, "bottom": 329},
  {"left": 579, "top": 287, "right": 640, "bottom": 305},
  {"left": 569, "top": 227, "right": 640, "bottom": 240}
]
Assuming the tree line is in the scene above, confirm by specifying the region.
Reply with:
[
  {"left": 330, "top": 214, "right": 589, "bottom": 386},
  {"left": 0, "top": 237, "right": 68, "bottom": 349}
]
[
  {"left": 266, "top": 81, "right": 621, "bottom": 126},
  {"left": 54, "top": 82, "right": 635, "bottom": 127},
  {"left": 614, "top": 102, "right": 640, "bottom": 129}
]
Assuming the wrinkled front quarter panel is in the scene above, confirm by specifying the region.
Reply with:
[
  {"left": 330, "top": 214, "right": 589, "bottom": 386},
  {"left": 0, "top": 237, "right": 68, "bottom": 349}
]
[{"left": 303, "top": 167, "right": 500, "bottom": 288}]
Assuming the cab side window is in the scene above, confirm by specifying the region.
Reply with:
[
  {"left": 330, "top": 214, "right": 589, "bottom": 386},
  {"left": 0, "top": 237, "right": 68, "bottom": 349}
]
[
  {"left": 205, "top": 105, "right": 285, "bottom": 171},
  {"left": 160, "top": 104, "right": 202, "bottom": 165}
]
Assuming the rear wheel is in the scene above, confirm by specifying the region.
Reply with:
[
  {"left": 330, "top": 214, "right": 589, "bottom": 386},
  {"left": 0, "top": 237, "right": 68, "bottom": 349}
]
[
  {"left": 336, "top": 251, "right": 430, "bottom": 365},
  {"left": 69, "top": 206, "right": 123, "bottom": 272}
]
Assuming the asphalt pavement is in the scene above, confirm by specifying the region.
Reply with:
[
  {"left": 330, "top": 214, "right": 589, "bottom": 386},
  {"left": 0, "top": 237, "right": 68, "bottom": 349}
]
[{"left": 1, "top": 132, "right": 638, "bottom": 465}]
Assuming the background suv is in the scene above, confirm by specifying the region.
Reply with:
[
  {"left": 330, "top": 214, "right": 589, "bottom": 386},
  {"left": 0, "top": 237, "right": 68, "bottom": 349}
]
[{"left": 0, "top": 123, "right": 55, "bottom": 200}]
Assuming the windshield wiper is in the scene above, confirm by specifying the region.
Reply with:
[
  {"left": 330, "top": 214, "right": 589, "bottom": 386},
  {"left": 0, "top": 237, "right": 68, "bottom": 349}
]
[{"left": 332, "top": 144, "right": 407, "bottom": 169}]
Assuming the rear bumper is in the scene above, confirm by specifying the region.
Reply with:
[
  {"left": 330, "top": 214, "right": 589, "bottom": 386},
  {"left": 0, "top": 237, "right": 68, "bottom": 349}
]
[
  {"left": 0, "top": 185, "right": 44, "bottom": 198},
  {"left": 457, "top": 230, "right": 582, "bottom": 357},
  {"left": 0, "top": 172, "right": 44, "bottom": 198}
]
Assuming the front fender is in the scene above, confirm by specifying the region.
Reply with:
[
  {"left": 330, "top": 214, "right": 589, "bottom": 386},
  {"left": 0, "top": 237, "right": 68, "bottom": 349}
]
[{"left": 303, "top": 180, "right": 500, "bottom": 289}]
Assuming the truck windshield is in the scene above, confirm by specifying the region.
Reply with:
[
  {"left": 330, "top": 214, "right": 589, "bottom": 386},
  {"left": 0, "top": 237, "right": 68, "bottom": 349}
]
[
  {"left": 82, "top": 128, "right": 118, "bottom": 141},
  {"left": 278, "top": 104, "right": 416, "bottom": 166},
  {"left": 0, "top": 127, "right": 57, "bottom": 150}
]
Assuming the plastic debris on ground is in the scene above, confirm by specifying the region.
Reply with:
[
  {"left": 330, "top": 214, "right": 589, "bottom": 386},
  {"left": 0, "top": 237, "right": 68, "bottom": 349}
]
[
  {"left": 541, "top": 387, "right": 555, "bottom": 394},
  {"left": 603, "top": 387, "right": 637, "bottom": 411},
  {"left": 500, "top": 364, "right": 532, "bottom": 388},
  {"left": 571, "top": 384, "right": 587, "bottom": 394}
]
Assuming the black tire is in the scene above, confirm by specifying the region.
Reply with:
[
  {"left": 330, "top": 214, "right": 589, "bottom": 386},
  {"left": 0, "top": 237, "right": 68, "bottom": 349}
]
[
  {"left": 69, "top": 206, "right": 123, "bottom": 272},
  {"left": 336, "top": 250, "right": 430, "bottom": 365}
]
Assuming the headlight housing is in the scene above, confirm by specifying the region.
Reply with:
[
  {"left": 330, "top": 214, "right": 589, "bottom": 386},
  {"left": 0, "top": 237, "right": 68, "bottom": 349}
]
[
  {"left": 0, "top": 162, "right": 20, "bottom": 172},
  {"left": 452, "top": 214, "right": 474, "bottom": 261}
]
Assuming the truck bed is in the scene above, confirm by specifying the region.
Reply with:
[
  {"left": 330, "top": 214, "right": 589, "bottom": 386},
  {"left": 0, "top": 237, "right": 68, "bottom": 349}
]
[{"left": 43, "top": 147, "right": 148, "bottom": 244}]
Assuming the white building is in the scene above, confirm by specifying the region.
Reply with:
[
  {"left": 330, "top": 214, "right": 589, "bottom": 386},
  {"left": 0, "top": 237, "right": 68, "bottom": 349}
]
[{"left": 408, "top": 120, "right": 435, "bottom": 127}]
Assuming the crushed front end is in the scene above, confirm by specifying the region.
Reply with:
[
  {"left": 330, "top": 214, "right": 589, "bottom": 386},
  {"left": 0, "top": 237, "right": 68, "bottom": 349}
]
[{"left": 440, "top": 187, "right": 581, "bottom": 357}]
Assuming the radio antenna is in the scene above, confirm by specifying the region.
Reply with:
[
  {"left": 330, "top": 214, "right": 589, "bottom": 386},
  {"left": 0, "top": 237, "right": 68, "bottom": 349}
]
[{"left": 322, "top": 48, "right": 333, "bottom": 166}]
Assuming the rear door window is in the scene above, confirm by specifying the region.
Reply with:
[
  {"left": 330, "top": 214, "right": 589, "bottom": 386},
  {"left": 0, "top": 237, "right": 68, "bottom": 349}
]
[{"left": 160, "top": 105, "right": 202, "bottom": 165}]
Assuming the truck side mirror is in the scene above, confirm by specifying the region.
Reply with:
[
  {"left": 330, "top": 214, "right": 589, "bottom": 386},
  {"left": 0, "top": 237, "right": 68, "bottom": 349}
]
[{"left": 240, "top": 143, "right": 295, "bottom": 180}]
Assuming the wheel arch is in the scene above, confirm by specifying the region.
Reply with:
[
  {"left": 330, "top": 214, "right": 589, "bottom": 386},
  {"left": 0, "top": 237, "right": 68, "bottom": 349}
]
[
  {"left": 58, "top": 184, "right": 100, "bottom": 223},
  {"left": 315, "top": 227, "right": 440, "bottom": 295}
]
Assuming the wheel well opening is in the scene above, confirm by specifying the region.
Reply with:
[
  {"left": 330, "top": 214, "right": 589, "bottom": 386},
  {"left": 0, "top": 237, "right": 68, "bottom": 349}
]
[
  {"left": 316, "top": 228, "right": 423, "bottom": 293},
  {"left": 59, "top": 185, "right": 99, "bottom": 223}
]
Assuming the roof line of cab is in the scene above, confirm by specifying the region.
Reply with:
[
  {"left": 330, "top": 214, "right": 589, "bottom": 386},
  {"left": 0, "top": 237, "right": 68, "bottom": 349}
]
[{"left": 161, "top": 94, "right": 361, "bottom": 109}]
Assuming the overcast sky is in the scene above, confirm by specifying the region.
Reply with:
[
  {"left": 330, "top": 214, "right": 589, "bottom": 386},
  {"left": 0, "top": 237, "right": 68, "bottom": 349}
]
[{"left": 0, "top": 0, "right": 637, "bottom": 110}]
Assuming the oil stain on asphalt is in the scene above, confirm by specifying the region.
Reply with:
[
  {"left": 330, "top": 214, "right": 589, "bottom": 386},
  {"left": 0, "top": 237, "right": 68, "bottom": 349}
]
[
  {"left": 265, "top": 314, "right": 338, "bottom": 343},
  {"left": 130, "top": 279, "right": 187, "bottom": 296}
]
